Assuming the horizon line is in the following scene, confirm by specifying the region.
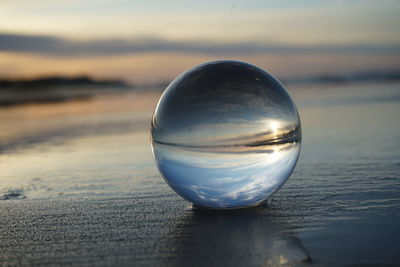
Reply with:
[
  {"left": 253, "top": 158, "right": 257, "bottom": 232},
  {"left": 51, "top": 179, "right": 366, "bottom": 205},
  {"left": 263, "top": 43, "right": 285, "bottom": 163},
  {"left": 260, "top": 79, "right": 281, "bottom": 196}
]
[{"left": 1, "top": 32, "right": 400, "bottom": 56}]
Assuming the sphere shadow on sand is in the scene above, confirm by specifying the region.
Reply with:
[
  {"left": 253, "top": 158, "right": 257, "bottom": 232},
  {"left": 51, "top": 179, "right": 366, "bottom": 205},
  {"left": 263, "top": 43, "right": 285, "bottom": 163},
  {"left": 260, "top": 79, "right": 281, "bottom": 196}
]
[{"left": 159, "top": 204, "right": 312, "bottom": 267}]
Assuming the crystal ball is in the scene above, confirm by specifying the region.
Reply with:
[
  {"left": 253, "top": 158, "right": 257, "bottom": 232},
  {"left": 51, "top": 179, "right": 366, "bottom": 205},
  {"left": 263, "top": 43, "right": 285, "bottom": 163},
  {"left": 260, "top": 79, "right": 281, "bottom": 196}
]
[{"left": 151, "top": 60, "right": 301, "bottom": 209}]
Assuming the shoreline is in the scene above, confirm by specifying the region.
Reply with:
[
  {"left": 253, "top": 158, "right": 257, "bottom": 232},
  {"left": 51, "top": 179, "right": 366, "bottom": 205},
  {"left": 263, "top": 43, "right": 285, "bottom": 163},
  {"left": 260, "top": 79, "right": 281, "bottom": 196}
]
[{"left": 0, "top": 82, "right": 399, "bottom": 266}]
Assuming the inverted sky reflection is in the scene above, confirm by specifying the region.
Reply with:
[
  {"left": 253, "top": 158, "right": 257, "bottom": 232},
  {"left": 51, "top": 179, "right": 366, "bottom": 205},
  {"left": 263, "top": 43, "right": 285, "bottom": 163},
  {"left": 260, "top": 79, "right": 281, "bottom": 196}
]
[{"left": 154, "top": 142, "right": 300, "bottom": 208}]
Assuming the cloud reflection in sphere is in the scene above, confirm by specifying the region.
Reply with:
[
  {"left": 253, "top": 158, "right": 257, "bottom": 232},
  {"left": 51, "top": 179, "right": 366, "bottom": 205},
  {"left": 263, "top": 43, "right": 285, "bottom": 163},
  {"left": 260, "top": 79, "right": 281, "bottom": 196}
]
[{"left": 151, "top": 60, "right": 301, "bottom": 209}]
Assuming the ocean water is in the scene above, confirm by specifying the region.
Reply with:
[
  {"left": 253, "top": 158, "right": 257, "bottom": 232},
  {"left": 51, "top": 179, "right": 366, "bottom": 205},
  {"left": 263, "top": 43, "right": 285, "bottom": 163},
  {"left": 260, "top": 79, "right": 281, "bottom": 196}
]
[{"left": 0, "top": 82, "right": 399, "bottom": 266}]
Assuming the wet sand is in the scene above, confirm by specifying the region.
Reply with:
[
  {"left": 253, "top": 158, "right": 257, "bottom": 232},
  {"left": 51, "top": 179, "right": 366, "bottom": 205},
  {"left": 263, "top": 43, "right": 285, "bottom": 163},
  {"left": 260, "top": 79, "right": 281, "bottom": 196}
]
[{"left": 1, "top": 83, "right": 400, "bottom": 266}]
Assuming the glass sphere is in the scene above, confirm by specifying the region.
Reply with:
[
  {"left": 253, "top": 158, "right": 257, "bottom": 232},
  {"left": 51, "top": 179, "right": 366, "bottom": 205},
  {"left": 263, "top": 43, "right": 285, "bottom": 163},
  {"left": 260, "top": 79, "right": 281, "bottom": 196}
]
[{"left": 151, "top": 60, "right": 301, "bottom": 209}]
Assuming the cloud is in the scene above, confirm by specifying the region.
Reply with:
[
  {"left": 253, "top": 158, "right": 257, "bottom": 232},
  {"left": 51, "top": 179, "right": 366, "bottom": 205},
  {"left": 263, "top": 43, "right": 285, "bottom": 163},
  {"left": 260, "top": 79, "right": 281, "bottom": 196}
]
[{"left": 1, "top": 33, "right": 399, "bottom": 57}]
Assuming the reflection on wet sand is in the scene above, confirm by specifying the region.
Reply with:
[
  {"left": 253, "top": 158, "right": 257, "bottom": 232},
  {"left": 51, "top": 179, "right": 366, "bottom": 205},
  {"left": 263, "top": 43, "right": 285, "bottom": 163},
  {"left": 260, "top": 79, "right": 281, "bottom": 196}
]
[{"left": 162, "top": 206, "right": 311, "bottom": 267}]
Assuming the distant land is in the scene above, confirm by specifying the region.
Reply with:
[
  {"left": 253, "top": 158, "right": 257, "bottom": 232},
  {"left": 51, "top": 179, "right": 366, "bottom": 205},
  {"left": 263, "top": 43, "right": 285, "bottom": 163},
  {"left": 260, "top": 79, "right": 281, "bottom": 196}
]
[
  {"left": 0, "top": 76, "right": 133, "bottom": 106},
  {"left": 1, "top": 70, "right": 399, "bottom": 106},
  {"left": 0, "top": 76, "right": 128, "bottom": 90},
  {"left": 281, "top": 69, "right": 400, "bottom": 85}
]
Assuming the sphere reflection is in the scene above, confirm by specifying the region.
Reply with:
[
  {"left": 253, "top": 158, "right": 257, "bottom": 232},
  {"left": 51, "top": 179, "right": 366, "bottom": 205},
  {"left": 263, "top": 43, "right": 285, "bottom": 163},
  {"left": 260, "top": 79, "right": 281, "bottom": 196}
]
[{"left": 151, "top": 60, "right": 301, "bottom": 209}]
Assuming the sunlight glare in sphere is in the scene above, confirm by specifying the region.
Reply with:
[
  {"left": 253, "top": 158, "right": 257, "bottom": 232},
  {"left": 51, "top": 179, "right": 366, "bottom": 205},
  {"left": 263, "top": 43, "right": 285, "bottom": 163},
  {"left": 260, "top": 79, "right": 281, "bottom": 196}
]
[{"left": 151, "top": 60, "right": 301, "bottom": 209}]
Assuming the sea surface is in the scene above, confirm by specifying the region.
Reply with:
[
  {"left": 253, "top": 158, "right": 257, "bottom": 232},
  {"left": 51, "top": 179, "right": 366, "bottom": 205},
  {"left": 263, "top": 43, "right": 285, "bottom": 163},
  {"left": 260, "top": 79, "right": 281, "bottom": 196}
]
[{"left": 0, "top": 82, "right": 399, "bottom": 266}]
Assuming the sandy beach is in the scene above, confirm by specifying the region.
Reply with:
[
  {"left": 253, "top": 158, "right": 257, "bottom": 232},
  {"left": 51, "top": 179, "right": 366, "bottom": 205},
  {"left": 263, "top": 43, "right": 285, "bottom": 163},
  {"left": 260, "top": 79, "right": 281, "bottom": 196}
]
[{"left": 1, "top": 82, "right": 400, "bottom": 266}]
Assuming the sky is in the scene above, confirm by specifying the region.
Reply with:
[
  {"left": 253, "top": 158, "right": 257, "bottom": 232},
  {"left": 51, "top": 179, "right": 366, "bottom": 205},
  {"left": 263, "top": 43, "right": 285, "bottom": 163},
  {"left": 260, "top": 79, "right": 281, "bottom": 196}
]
[{"left": 1, "top": 0, "right": 400, "bottom": 83}]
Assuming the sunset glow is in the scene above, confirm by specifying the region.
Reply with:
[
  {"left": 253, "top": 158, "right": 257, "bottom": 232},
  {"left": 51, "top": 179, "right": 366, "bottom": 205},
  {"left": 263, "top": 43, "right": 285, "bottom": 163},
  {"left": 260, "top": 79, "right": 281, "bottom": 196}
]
[{"left": 1, "top": 0, "right": 399, "bottom": 82}]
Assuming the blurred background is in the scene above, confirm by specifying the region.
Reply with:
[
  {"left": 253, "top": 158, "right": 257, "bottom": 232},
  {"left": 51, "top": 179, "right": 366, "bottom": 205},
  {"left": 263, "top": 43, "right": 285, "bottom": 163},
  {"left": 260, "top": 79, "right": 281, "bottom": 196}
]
[
  {"left": 1, "top": 0, "right": 400, "bottom": 85},
  {"left": 1, "top": 1, "right": 400, "bottom": 265}
]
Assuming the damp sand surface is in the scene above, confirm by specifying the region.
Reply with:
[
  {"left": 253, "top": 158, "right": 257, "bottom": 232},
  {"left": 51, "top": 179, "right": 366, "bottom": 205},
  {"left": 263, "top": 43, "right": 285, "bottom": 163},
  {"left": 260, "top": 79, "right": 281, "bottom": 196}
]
[{"left": 1, "top": 83, "right": 400, "bottom": 266}]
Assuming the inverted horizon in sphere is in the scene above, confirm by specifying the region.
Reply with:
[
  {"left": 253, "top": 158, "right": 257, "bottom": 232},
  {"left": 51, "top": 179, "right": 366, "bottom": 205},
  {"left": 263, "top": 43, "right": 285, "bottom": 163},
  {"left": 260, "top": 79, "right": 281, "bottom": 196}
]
[{"left": 151, "top": 60, "right": 301, "bottom": 208}]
